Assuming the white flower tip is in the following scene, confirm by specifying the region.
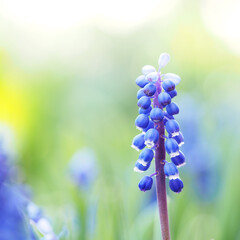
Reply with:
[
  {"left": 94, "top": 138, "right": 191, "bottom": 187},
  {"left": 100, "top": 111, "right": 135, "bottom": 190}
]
[
  {"left": 177, "top": 162, "right": 186, "bottom": 168},
  {"left": 137, "top": 159, "right": 148, "bottom": 166},
  {"left": 158, "top": 53, "right": 170, "bottom": 70},
  {"left": 134, "top": 167, "right": 143, "bottom": 173},
  {"left": 179, "top": 142, "right": 184, "bottom": 147},
  {"left": 172, "top": 132, "right": 180, "bottom": 137},
  {"left": 170, "top": 151, "right": 180, "bottom": 158},
  {"left": 144, "top": 140, "right": 154, "bottom": 148},
  {"left": 169, "top": 173, "right": 179, "bottom": 180},
  {"left": 131, "top": 145, "right": 140, "bottom": 151}
]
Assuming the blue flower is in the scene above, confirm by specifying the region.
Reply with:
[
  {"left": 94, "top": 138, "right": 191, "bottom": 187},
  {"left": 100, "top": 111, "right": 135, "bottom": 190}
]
[
  {"left": 137, "top": 96, "right": 151, "bottom": 109},
  {"left": 165, "top": 119, "right": 180, "bottom": 137},
  {"left": 165, "top": 138, "right": 179, "bottom": 158},
  {"left": 143, "top": 83, "right": 156, "bottom": 96},
  {"left": 169, "top": 178, "right": 184, "bottom": 193},
  {"left": 171, "top": 151, "right": 186, "bottom": 167},
  {"left": 131, "top": 134, "right": 146, "bottom": 151},
  {"left": 138, "top": 176, "right": 153, "bottom": 192},
  {"left": 132, "top": 53, "right": 186, "bottom": 194},
  {"left": 158, "top": 92, "right": 171, "bottom": 107},
  {"left": 137, "top": 148, "right": 154, "bottom": 166},
  {"left": 166, "top": 102, "right": 179, "bottom": 116},
  {"left": 162, "top": 80, "right": 175, "bottom": 92},
  {"left": 135, "top": 114, "right": 149, "bottom": 131},
  {"left": 144, "top": 128, "right": 159, "bottom": 148},
  {"left": 164, "top": 162, "right": 179, "bottom": 178},
  {"left": 68, "top": 148, "right": 97, "bottom": 190},
  {"left": 139, "top": 106, "right": 152, "bottom": 115},
  {"left": 150, "top": 108, "right": 164, "bottom": 122},
  {"left": 136, "top": 75, "right": 149, "bottom": 88}
]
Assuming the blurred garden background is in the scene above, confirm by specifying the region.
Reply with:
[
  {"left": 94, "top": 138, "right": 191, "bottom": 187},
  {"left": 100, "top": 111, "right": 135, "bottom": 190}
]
[{"left": 0, "top": 0, "right": 240, "bottom": 239}]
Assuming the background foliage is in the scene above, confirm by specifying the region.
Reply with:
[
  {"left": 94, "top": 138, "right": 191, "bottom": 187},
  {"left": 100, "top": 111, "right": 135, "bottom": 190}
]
[{"left": 0, "top": 0, "right": 240, "bottom": 239}]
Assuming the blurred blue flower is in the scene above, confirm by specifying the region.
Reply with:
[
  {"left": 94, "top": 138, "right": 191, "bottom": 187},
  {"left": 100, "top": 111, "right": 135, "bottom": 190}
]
[
  {"left": 68, "top": 148, "right": 97, "bottom": 190},
  {"left": 178, "top": 95, "right": 220, "bottom": 201}
]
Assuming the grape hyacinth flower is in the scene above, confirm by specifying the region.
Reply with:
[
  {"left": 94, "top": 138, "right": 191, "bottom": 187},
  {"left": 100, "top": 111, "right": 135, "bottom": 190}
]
[{"left": 131, "top": 53, "right": 186, "bottom": 240}]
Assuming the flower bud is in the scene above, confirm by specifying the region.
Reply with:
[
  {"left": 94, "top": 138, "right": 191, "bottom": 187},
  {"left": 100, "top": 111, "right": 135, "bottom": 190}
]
[
  {"left": 169, "top": 178, "right": 184, "bottom": 193},
  {"left": 162, "top": 80, "right": 175, "bottom": 92},
  {"left": 165, "top": 138, "right": 179, "bottom": 158},
  {"left": 131, "top": 134, "right": 146, "bottom": 151},
  {"left": 138, "top": 176, "right": 153, "bottom": 192},
  {"left": 138, "top": 148, "right": 154, "bottom": 166},
  {"left": 150, "top": 108, "right": 164, "bottom": 122},
  {"left": 142, "top": 120, "right": 154, "bottom": 134},
  {"left": 142, "top": 65, "right": 156, "bottom": 76},
  {"left": 144, "top": 128, "right": 159, "bottom": 148},
  {"left": 146, "top": 72, "right": 159, "bottom": 82},
  {"left": 139, "top": 106, "right": 152, "bottom": 115},
  {"left": 143, "top": 83, "right": 156, "bottom": 96},
  {"left": 136, "top": 75, "right": 149, "bottom": 88},
  {"left": 137, "top": 96, "right": 151, "bottom": 109},
  {"left": 166, "top": 102, "right": 179, "bottom": 116},
  {"left": 158, "top": 53, "right": 170, "bottom": 70},
  {"left": 135, "top": 114, "right": 149, "bottom": 131},
  {"left": 168, "top": 89, "right": 177, "bottom": 98},
  {"left": 158, "top": 92, "right": 171, "bottom": 107},
  {"left": 137, "top": 89, "right": 146, "bottom": 99},
  {"left": 165, "top": 119, "right": 180, "bottom": 136}
]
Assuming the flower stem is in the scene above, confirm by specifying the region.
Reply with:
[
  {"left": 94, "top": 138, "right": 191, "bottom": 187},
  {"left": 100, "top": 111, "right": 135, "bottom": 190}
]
[{"left": 153, "top": 77, "right": 171, "bottom": 240}]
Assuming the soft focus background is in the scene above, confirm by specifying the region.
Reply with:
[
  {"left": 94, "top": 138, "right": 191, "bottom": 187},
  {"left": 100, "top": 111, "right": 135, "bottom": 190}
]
[{"left": 0, "top": 0, "right": 240, "bottom": 239}]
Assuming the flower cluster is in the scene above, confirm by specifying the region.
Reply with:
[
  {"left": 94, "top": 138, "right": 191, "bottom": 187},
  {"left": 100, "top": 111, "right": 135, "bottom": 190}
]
[{"left": 131, "top": 53, "right": 185, "bottom": 193}]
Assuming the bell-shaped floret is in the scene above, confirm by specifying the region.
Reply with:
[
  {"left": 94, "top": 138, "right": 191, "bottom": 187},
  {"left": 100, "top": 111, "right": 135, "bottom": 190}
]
[
  {"left": 166, "top": 102, "right": 179, "bottom": 116},
  {"left": 168, "top": 89, "right": 177, "bottom": 98},
  {"left": 137, "top": 96, "right": 151, "bottom": 109},
  {"left": 143, "top": 83, "right": 156, "bottom": 97},
  {"left": 137, "top": 89, "right": 146, "bottom": 99},
  {"left": 150, "top": 108, "right": 164, "bottom": 122},
  {"left": 169, "top": 132, "right": 184, "bottom": 147},
  {"left": 138, "top": 148, "right": 154, "bottom": 166},
  {"left": 171, "top": 151, "right": 185, "bottom": 167},
  {"left": 162, "top": 80, "right": 175, "bottom": 92},
  {"left": 139, "top": 106, "right": 152, "bottom": 115},
  {"left": 131, "top": 134, "right": 145, "bottom": 151},
  {"left": 135, "top": 114, "right": 149, "bottom": 131},
  {"left": 136, "top": 75, "right": 149, "bottom": 88},
  {"left": 144, "top": 128, "right": 159, "bottom": 148},
  {"left": 165, "top": 119, "right": 180, "bottom": 137},
  {"left": 142, "top": 120, "right": 154, "bottom": 134},
  {"left": 165, "top": 138, "right": 179, "bottom": 158},
  {"left": 164, "top": 162, "right": 179, "bottom": 178},
  {"left": 138, "top": 176, "right": 153, "bottom": 192},
  {"left": 158, "top": 92, "right": 171, "bottom": 107},
  {"left": 169, "top": 178, "right": 184, "bottom": 193}
]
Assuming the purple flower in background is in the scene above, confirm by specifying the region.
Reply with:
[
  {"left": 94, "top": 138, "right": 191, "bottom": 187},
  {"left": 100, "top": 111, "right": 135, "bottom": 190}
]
[
  {"left": 68, "top": 148, "right": 97, "bottom": 190},
  {"left": 178, "top": 95, "right": 220, "bottom": 201}
]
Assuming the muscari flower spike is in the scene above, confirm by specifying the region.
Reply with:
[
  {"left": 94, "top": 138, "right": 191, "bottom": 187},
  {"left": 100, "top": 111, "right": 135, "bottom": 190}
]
[{"left": 131, "top": 53, "right": 185, "bottom": 194}]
